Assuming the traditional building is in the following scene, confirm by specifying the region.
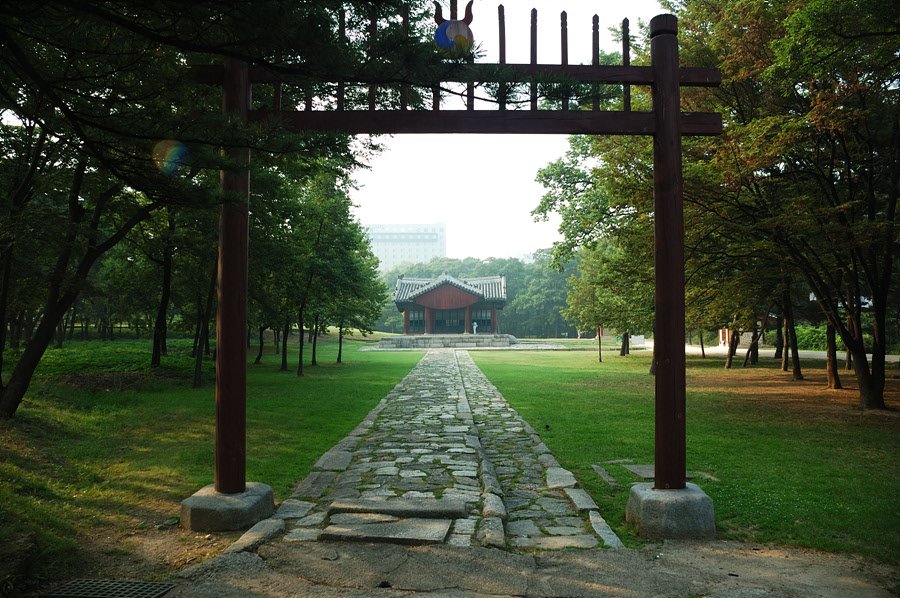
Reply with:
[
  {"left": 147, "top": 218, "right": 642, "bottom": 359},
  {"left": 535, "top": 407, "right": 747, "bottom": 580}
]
[{"left": 393, "top": 274, "right": 507, "bottom": 335}]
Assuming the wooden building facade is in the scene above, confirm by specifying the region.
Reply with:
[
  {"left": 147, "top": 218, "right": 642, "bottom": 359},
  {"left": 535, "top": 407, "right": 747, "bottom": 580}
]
[{"left": 393, "top": 274, "right": 507, "bottom": 335}]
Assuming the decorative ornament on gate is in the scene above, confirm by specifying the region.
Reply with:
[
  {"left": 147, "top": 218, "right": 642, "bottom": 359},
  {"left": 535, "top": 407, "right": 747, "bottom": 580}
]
[{"left": 433, "top": 1, "right": 474, "bottom": 58}]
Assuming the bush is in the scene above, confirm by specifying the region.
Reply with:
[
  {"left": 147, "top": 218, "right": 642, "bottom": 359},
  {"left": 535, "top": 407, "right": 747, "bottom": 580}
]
[{"left": 794, "top": 324, "right": 828, "bottom": 351}]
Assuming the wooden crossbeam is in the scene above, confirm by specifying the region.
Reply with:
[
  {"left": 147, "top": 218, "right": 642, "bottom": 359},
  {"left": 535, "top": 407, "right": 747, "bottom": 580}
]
[
  {"left": 248, "top": 109, "right": 722, "bottom": 136},
  {"left": 189, "top": 63, "right": 720, "bottom": 87}
]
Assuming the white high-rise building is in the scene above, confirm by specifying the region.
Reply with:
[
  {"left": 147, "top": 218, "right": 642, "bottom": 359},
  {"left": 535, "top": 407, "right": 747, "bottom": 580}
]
[{"left": 366, "top": 224, "right": 446, "bottom": 272}]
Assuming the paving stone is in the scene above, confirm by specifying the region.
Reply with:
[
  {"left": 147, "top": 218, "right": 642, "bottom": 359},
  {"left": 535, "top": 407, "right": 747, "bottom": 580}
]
[
  {"left": 510, "top": 535, "right": 599, "bottom": 550},
  {"left": 546, "top": 467, "right": 577, "bottom": 489},
  {"left": 591, "top": 464, "right": 618, "bottom": 487},
  {"left": 225, "top": 518, "right": 284, "bottom": 553},
  {"left": 589, "top": 510, "right": 625, "bottom": 549},
  {"left": 506, "top": 519, "right": 541, "bottom": 537},
  {"left": 544, "top": 526, "right": 583, "bottom": 536},
  {"left": 295, "top": 512, "right": 327, "bottom": 527},
  {"left": 477, "top": 516, "right": 505, "bottom": 548},
  {"left": 320, "top": 518, "right": 452, "bottom": 545},
  {"left": 328, "top": 512, "right": 399, "bottom": 525},
  {"left": 482, "top": 493, "right": 507, "bottom": 520},
  {"left": 291, "top": 471, "right": 337, "bottom": 499},
  {"left": 329, "top": 497, "right": 467, "bottom": 519},
  {"left": 283, "top": 527, "right": 321, "bottom": 542},
  {"left": 273, "top": 499, "right": 315, "bottom": 520},
  {"left": 564, "top": 487, "right": 599, "bottom": 511},
  {"left": 314, "top": 450, "right": 353, "bottom": 471}
]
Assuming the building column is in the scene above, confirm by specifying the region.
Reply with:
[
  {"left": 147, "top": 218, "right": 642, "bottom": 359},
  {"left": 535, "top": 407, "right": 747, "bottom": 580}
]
[
  {"left": 425, "top": 307, "right": 433, "bottom": 334},
  {"left": 464, "top": 306, "right": 472, "bottom": 334},
  {"left": 491, "top": 306, "right": 498, "bottom": 334},
  {"left": 403, "top": 310, "right": 410, "bottom": 335}
]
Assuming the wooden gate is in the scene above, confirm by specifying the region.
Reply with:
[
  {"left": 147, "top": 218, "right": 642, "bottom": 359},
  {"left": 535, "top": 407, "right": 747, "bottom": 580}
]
[{"left": 192, "top": 3, "right": 721, "bottom": 496}]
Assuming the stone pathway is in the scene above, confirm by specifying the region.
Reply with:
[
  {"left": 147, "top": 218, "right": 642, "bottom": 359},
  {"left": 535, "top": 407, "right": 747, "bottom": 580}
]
[{"left": 242, "top": 350, "right": 622, "bottom": 552}]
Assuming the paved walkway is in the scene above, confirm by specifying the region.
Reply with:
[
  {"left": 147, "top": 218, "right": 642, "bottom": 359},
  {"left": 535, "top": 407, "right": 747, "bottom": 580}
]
[{"left": 255, "top": 349, "right": 620, "bottom": 551}]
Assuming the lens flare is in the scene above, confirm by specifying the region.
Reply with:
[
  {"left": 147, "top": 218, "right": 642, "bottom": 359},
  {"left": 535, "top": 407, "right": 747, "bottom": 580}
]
[{"left": 153, "top": 139, "right": 188, "bottom": 175}]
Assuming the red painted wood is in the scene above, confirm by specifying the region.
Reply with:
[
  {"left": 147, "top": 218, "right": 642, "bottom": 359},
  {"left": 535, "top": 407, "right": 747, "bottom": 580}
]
[
  {"left": 250, "top": 110, "right": 722, "bottom": 136},
  {"left": 415, "top": 285, "right": 480, "bottom": 310},
  {"left": 651, "top": 14, "right": 687, "bottom": 491},
  {"left": 216, "top": 58, "right": 249, "bottom": 494},
  {"left": 189, "top": 64, "right": 721, "bottom": 87}
]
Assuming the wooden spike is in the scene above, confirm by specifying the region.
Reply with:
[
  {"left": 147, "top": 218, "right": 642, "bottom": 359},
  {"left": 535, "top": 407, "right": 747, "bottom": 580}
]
[
  {"left": 530, "top": 8, "right": 537, "bottom": 111},
  {"left": 623, "top": 18, "right": 632, "bottom": 112},
  {"left": 592, "top": 14, "right": 599, "bottom": 111},
  {"left": 499, "top": 4, "right": 506, "bottom": 111}
]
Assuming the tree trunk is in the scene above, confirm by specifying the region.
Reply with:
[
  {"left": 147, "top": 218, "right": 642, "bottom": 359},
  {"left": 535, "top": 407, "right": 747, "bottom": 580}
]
[
  {"left": 699, "top": 329, "right": 705, "bottom": 358},
  {"left": 193, "top": 257, "right": 217, "bottom": 388},
  {"left": 273, "top": 328, "right": 280, "bottom": 354},
  {"left": 725, "top": 328, "right": 739, "bottom": 369},
  {"left": 826, "top": 321, "right": 842, "bottom": 390},
  {"left": 784, "top": 298, "right": 803, "bottom": 380},
  {"left": 337, "top": 321, "right": 344, "bottom": 364},
  {"left": 55, "top": 320, "right": 65, "bottom": 349},
  {"left": 781, "top": 311, "right": 790, "bottom": 372},
  {"left": 743, "top": 320, "right": 761, "bottom": 367},
  {"left": 296, "top": 308, "right": 305, "bottom": 376},
  {"left": 845, "top": 313, "right": 854, "bottom": 370},
  {"left": 774, "top": 315, "right": 784, "bottom": 360},
  {"left": 619, "top": 332, "right": 629, "bottom": 356},
  {"left": 596, "top": 326, "right": 602, "bottom": 363},
  {"left": 191, "top": 295, "right": 203, "bottom": 358},
  {"left": 280, "top": 320, "right": 290, "bottom": 372},
  {"left": 254, "top": 325, "right": 265, "bottom": 364},
  {"left": 151, "top": 212, "right": 176, "bottom": 368},
  {"left": 310, "top": 315, "right": 319, "bottom": 367},
  {"left": 0, "top": 245, "right": 13, "bottom": 384}
]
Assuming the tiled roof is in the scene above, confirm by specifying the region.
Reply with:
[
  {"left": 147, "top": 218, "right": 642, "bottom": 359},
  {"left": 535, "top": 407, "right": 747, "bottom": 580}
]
[{"left": 393, "top": 274, "right": 507, "bottom": 307}]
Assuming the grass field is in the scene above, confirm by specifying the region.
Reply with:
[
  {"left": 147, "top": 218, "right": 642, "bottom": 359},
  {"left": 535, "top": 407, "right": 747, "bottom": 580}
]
[
  {"left": 0, "top": 334, "right": 422, "bottom": 595},
  {"left": 2, "top": 337, "right": 898, "bottom": 595},
  {"left": 471, "top": 349, "right": 900, "bottom": 564}
]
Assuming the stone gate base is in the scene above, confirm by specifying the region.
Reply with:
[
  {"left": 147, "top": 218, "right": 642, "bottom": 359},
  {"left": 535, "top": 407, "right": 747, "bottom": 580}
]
[{"left": 378, "top": 334, "right": 517, "bottom": 349}]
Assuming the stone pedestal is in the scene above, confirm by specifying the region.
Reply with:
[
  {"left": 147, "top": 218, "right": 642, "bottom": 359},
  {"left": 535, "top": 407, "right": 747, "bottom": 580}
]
[
  {"left": 625, "top": 483, "right": 715, "bottom": 539},
  {"left": 181, "top": 482, "right": 274, "bottom": 531}
]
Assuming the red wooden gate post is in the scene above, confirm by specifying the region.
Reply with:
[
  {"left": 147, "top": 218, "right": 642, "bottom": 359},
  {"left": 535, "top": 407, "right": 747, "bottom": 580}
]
[
  {"left": 650, "top": 14, "right": 686, "bottom": 491},
  {"left": 216, "top": 58, "right": 250, "bottom": 494}
]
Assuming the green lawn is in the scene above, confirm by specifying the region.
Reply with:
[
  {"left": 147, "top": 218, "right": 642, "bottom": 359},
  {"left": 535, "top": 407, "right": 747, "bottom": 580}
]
[
  {"left": 0, "top": 336, "right": 422, "bottom": 594},
  {"left": 471, "top": 349, "right": 900, "bottom": 564},
  {"left": 2, "top": 339, "right": 897, "bottom": 595}
]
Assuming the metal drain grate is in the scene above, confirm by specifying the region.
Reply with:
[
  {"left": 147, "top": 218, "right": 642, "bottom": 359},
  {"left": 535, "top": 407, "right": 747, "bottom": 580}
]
[{"left": 41, "top": 579, "right": 175, "bottom": 598}]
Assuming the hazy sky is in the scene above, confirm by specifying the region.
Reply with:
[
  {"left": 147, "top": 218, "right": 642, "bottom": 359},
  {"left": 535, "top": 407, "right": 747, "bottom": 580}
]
[{"left": 351, "top": 0, "right": 665, "bottom": 260}]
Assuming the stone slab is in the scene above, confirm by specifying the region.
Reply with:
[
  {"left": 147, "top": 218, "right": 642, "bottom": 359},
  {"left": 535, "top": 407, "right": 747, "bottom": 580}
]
[
  {"left": 625, "top": 482, "right": 715, "bottom": 540},
  {"left": 591, "top": 464, "right": 618, "bottom": 487},
  {"left": 273, "top": 499, "right": 314, "bottom": 520},
  {"left": 180, "top": 483, "right": 275, "bottom": 532},
  {"left": 510, "top": 535, "right": 598, "bottom": 550},
  {"left": 477, "top": 516, "right": 506, "bottom": 548},
  {"left": 283, "top": 528, "right": 321, "bottom": 542},
  {"left": 314, "top": 450, "right": 353, "bottom": 471},
  {"left": 319, "top": 518, "right": 452, "bottom": 545},
  {"left": 623, "top": 463, "right": 694, "bottom": 480},
  {"left": 291, "top": 470, "right": 337, "bottom": 498},
  {"left": 329, "top": 512, "right": 399, "bottom": 525},
  {"left": 328, "top": 497, "right": 467, "bottom": 519},
  {"left": 482, "top": 492, "right": 507, "bottom": 520},
  {"left": 563, "top": 487, "right": 599, "bottom": 511},
  {"left": 506, "top": 519, "right": 541, "bottom": 537},
  {"left": 546, "top": 467, "right": 577, "bottom": 489},
  {"left": 224, "top": 518, "right": 284, "bottom": 553},
  {"left": 589, "top": 510, "right": 625, "bottom": 549}
]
